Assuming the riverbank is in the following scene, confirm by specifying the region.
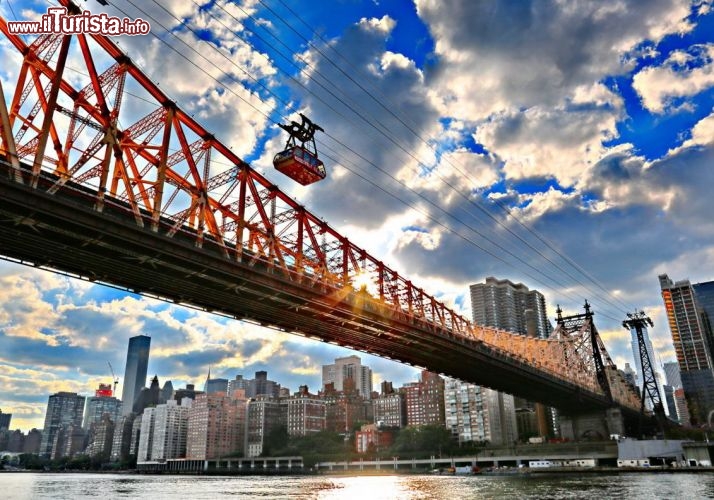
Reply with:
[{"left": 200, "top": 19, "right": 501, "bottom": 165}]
[
  {"left": 4, "top": 464, "right": 714, "bottom": 476},
  {"left": 306, "top": 465, "right": 714, "bottom": 476}
]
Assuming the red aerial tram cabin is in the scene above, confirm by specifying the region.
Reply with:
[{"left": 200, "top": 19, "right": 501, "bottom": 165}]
[{"left": 273, "top": 114, "right": 326, "bottom": 185}]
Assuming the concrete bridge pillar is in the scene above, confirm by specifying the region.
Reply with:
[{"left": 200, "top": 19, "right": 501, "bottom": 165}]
[{"left": 559, "top": 407, "right": 624, "bottom": 440}]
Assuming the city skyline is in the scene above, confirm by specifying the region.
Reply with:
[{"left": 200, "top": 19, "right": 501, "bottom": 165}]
[
  {"left": 1, "top": 271, "right": 711, "bottom": 433},
  {"left": 1, "top": 0, "right": 714, "bottom": 432}
]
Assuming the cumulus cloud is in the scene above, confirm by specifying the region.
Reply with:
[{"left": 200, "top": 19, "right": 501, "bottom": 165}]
[
  {"left": 475, "top": 85, "right": 623, "bottom": 185},
  {"left": 416, "top": 0, "right": 693, "bottom": 119},
  {"left": 670, "top": 108, "right": 714, "bottom": 152},
  {"left": 633, "top": 44, "right": 714, "bottom": 113}
]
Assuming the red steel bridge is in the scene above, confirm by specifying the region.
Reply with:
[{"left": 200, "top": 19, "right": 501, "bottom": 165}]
[{"left": 0, "top": 2, "right": 642, "bottom": 422}]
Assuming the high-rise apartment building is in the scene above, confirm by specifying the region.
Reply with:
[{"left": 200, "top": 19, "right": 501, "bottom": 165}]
[
  {"left": 286, "top": 386, "right": 325, "bottom": 437},
  {"left": 694, "top": 281, "right": 714, "bottom": 335},
  {"left": 0, "top": 430, "right": 24, "bottom": 452},
  {"left": 373, "top": 383, "right": 405, "bottom": 428},
  {"left": 134, "top": 375, "right": 162, "bottom": 415},
  {"left": 173, "top": 384, "right": 202, "bottom": 403},
  {"left": 469, "top": 277, "right": 554, "bottom": 443},
  {"left": 39, "top": 392, "right": 86, "bottom": 457},
  {"left": 187, "top": 392, "right": 247, "bottom": 459},
  {"left": 323, "top": 379, "right": 370, "bottom": 434},
  {"left": 674, "top": 387, "right": 691, "bottom": 426},
  {"left": 484, "top": 389, "right": 519, "bottom": 445},
  {"left": 161, "top": 381, "right": 174, "bottom": 402},
  {"left": 110, "top": 413, "right": 136, "bottom": 462},
  {"left": 151, "top": 399, "right": 192, "bottom": 461},
  {"left": 470, "top": 277, "right": 551, "bottom": 339},
  {"left": 137, "top": 408, "right": 155, "bottom": 462},
  {"left": 245, "top": 395, "right": 287, "bottom": 457},
  {"left": 129, "top": 414, "right": 143, "bottom": 457},
  {"left": 52, "top": 425, "right": 87, "bottom": 459},
  {"left": 662, "top": 361, "right": 684, "bottom": 422},
  {"left": 137, "top": 399, "right": 192, "bottom": 462},
  {"left": 663, "top": 385, "right": 678, "bottom": 423},
  {"left": 659, "top": 274, "right": 714, "bottom": 423},
  {"left": 322, "top": 356, "right": 373, "bottom": 400},
  {"left": 86, "top": 413, "right": 115, "bottom": 458},
  {"left": 228, "top": 375, "right": 247, "bottom": 397},
  {"left": 403, "top": 371, "right": 445, "bottom": 427},
  {"left": 83, "top": 386, "right": 122, "bottom": 429},
  {"left": 444, "top": 378, "right": 490, "bottom": 445},
  {"left": 121, "top": 335, "right": 151, "bottom": 416}
]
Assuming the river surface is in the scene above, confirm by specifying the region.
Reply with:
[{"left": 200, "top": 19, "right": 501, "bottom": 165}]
[{"left": 4, "top": 472, "right": 714, "bottom": 499}]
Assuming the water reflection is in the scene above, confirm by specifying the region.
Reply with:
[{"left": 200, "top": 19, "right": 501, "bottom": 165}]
[{"left": 3, "top": 472, "right": 714, "bottom": 500}]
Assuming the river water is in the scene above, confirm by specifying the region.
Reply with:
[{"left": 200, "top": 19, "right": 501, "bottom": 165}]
[{"left": 4, "top": 472, "right": 714, "bottom": 499}]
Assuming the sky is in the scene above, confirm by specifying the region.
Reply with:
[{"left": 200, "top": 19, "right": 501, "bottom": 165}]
[{"left": 0, "top": 0, "right": 713, "bottom": 432}]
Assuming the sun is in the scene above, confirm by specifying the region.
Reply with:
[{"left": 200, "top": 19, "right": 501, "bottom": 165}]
[{"left": 351, "top": 271, "right": 377, "bottom": 296}]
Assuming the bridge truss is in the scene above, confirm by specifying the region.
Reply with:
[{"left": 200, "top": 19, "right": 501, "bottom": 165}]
[{"left": 0, "top": 1, "right": 640, "bottom": 414}]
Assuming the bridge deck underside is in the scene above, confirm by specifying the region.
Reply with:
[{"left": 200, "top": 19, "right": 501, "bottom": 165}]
[{"left": 0, "top": 164, "right": 633, "bottom": 416}]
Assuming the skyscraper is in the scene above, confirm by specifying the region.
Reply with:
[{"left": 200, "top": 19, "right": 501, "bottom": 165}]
[
  {"left": 83, "top": 383, "right": 122, "bottom": 429},
  {"left": 247, "top": 371, "right": 281, "bottom": 398},
  {"left": 663, "top": 361, "right": 686, "bottom": 421},
  {"left": 0, "top": 409, "right": 11, "bottom": 431},
  {"left": 121, "top": 335, "right": 151, "bottom": 416},
  {"left": 322, "top": 356, "right": 373, "bottom": 399},
  {"left": 663, "top": 361, "right": 683, "bottom": 388},
  {"left": 693, "top": 281, "right": 714, "bottom": 336},
  {"left": 659, "top": 274, "right": 714, "bottom": 424},
  {"left": 622, "top": 363, "right": 638, "bottom": 389},
  {"left": 204, "top": 369, "right": 229, "bottom": 394},
  {"left": 470, "top": 277, "right": 552, "bottom": 339},
  {"left": 39, "top": 392, "right": 86, "bottom": 457},
  {"left": 469, "top": 277, "right": 554, "bottom": 442}
]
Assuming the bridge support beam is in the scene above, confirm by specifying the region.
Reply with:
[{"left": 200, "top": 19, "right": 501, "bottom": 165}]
[{"left": 559, "top": 407, "right": 624, "bottom": 441}]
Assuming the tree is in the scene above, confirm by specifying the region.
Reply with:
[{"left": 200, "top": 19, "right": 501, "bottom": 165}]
[
  {"left": 262, "top": 425, "right": 289, "bottom": 456},
  {"left": 391, "top": 425, "right": 455, "bottom": 458}
]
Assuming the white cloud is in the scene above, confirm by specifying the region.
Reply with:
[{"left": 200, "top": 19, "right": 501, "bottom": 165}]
[
  {"left": 671, "top": 108, "right": 714, "bottom": 152},
  {"left": 511, "top": 187, "right": 580, "bottom": 222},
  {"left": 475, "top": 86, "right": 623, "bottom": 186},
  {"left": 633, "top": 44, "right": 714, "bottom": 113},
  {"left": 417, "top": 0, "right": 693, "bottom": 120},
  {"left": 400, "top": 148, "right": 501, "bottom": 201}
]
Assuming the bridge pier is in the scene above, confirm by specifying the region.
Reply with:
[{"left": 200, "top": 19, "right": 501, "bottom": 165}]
[{"left": 559, "top": 407, "right": 624, "bottom": 441}]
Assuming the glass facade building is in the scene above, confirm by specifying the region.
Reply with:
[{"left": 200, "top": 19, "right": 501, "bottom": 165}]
[
  {"left": 659, "top": 274, "right": 714, "bottom": 424},
  {"left": 121, "top": 335, "right": 151, "bottom": 416}
]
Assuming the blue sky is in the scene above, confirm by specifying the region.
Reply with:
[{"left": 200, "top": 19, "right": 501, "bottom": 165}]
[{"left": 1, "top": 0, "right": 713, "bottom": 431}]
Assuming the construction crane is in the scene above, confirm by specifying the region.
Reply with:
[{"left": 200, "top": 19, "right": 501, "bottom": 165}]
[{"left": 108, "top": 361, "right": 119, "bottom": 396}]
